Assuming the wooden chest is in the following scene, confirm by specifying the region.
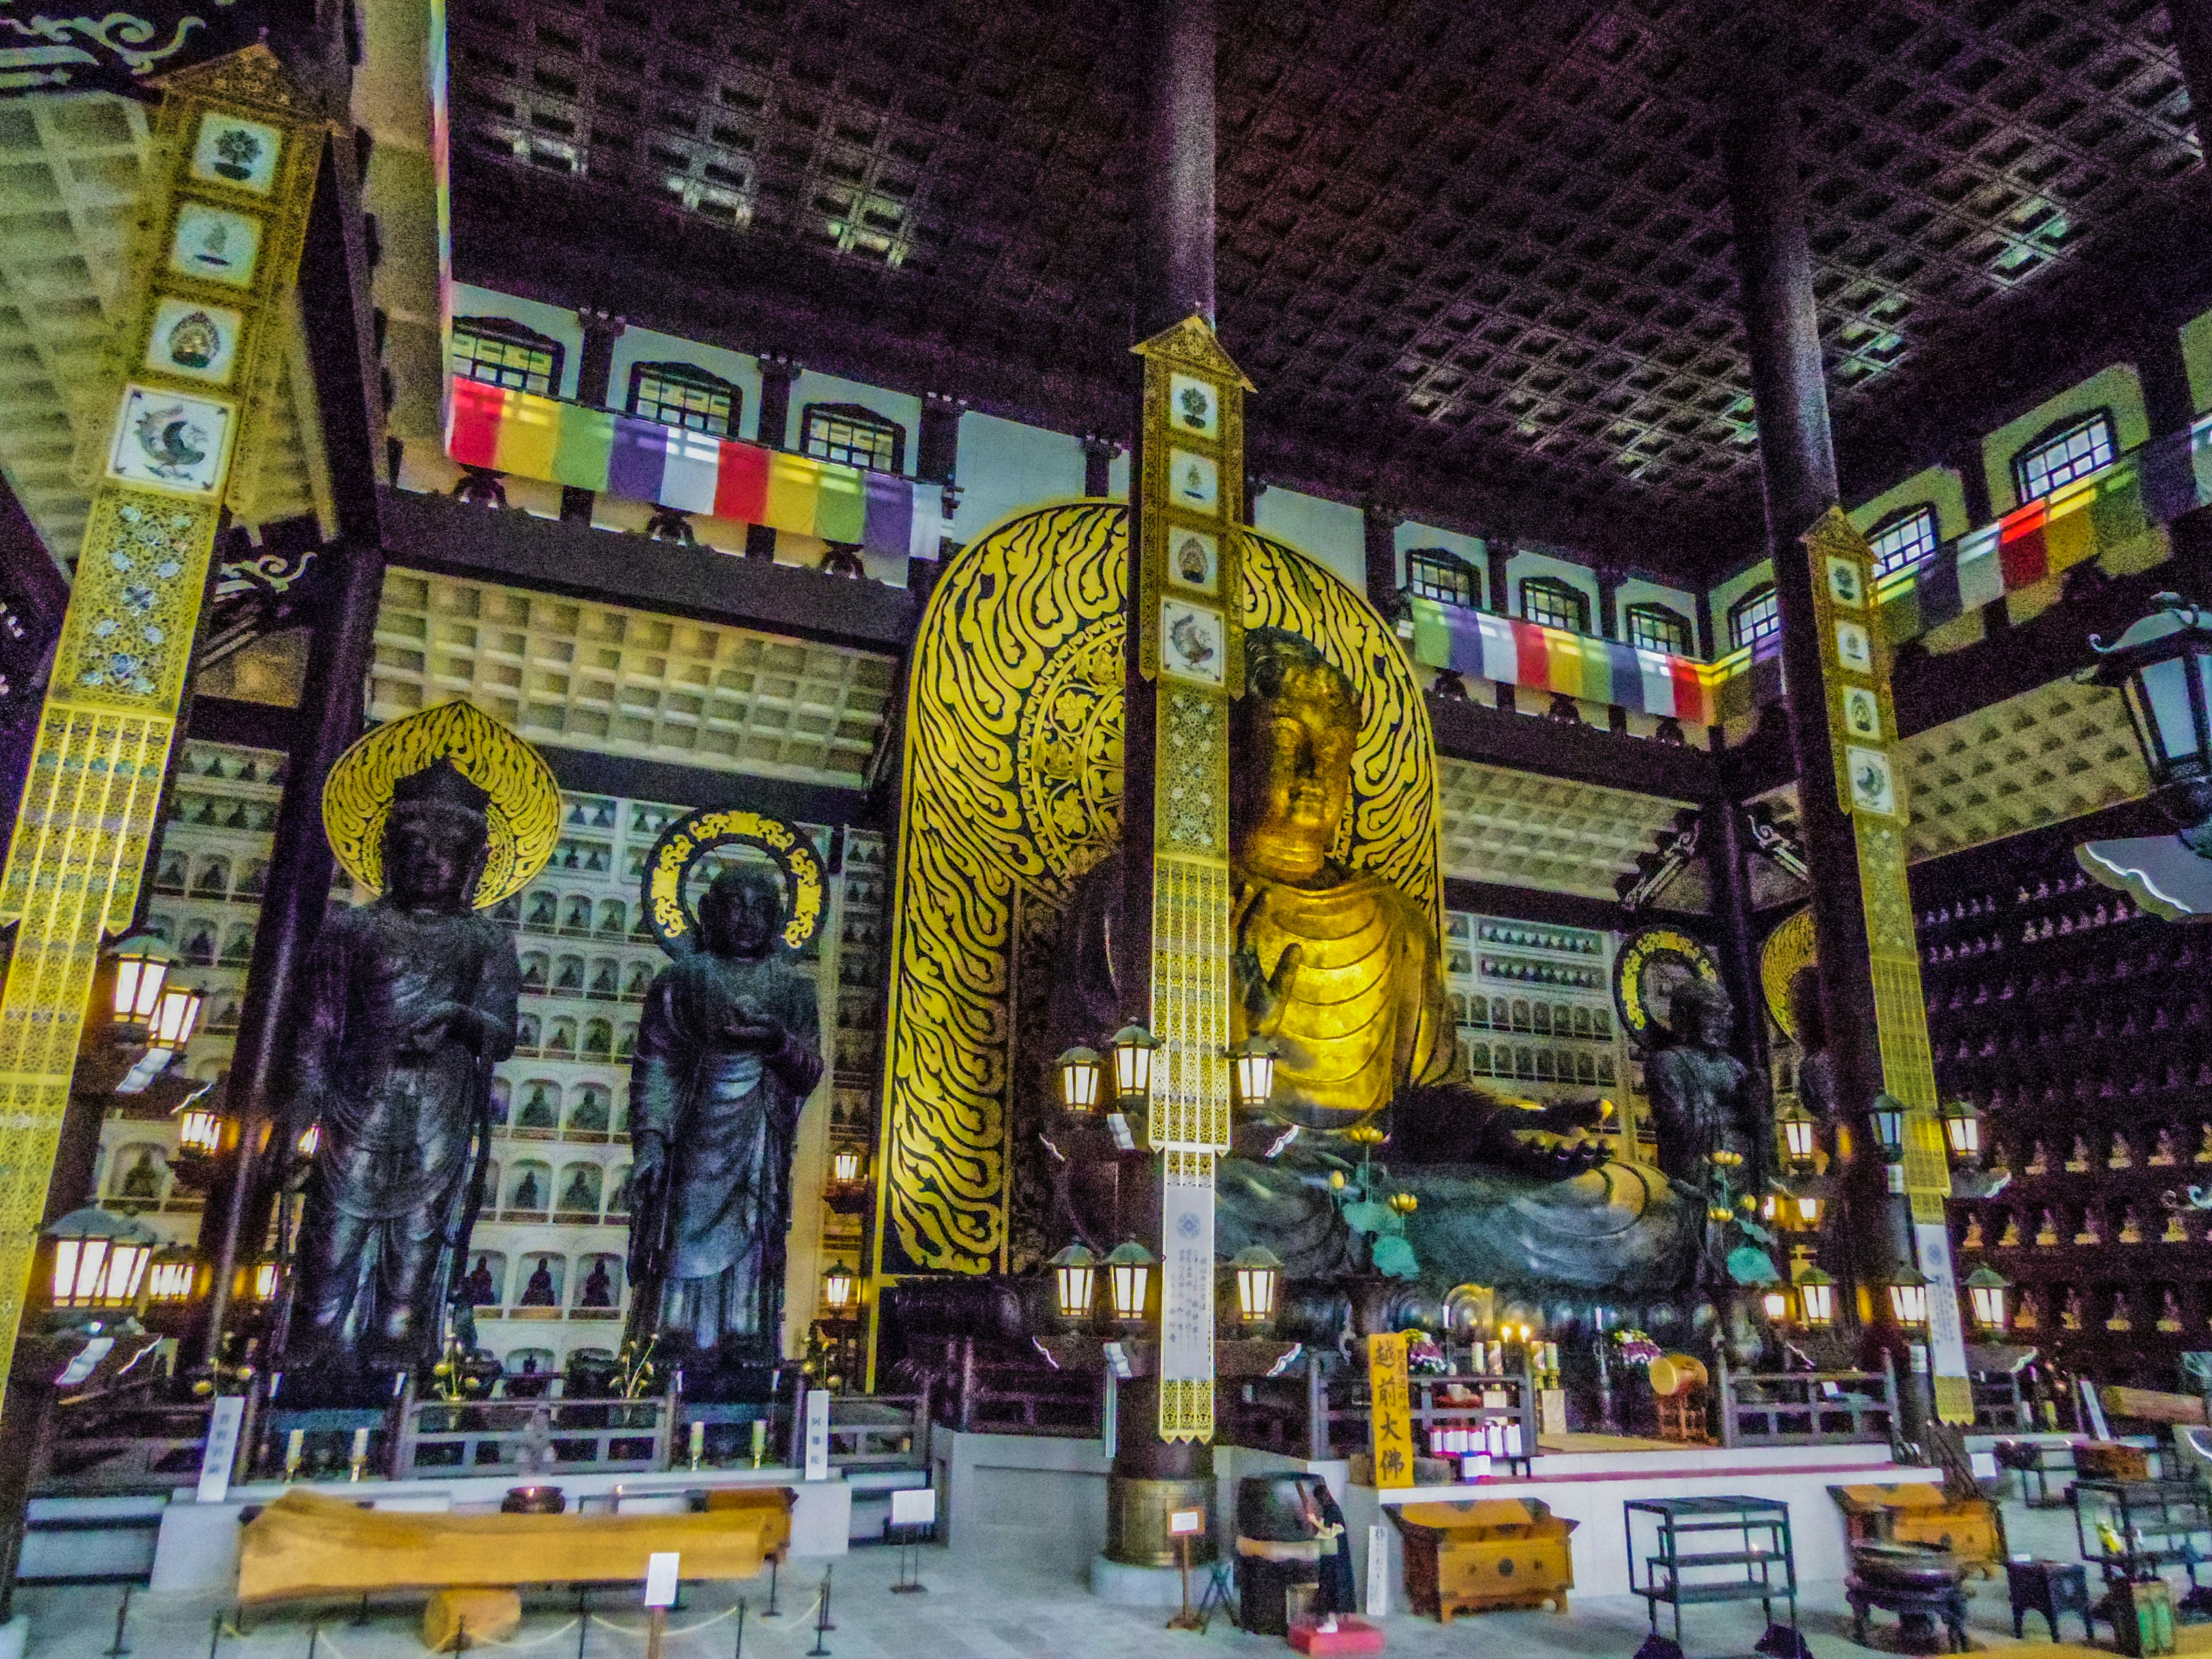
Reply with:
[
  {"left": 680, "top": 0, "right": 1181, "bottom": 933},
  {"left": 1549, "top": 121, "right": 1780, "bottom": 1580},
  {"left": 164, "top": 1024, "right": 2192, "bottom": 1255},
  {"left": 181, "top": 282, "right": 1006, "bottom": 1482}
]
[
  {"left": 1391, "top": 1498, "right": 1577, "bottom": 1623},
  {"left": 1830, "top": 1483, "right": 2005, "bottom": 1577}
]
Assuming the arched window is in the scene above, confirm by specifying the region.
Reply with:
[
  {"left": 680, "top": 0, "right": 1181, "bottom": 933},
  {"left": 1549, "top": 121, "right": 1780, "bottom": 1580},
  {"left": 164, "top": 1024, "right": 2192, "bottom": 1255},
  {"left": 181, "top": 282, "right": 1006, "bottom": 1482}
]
[
  {"left": 1518, "top": 577, "right": 1590, "bottom": 634},
  {"left": 1868, "top": 504, "right": 1941, "bottom": 578},
  {"left": 2012, "top": 408, "right": 2116, "bottom": 504},
  {"left": 1406, "top": 548, "right": 1481, "bottom": 609},
  {"left": 1729, "top": 585, "right": 1782, "bottom": 651},
  {"left": 1624, "top": 603, "right": 1694, "bottom": 656},
  {"left": 801, "top": 402, "right": 905, "bottom": 473},
  {"left": 451, "top": 316, "right": 563, "bottom": 396},
  {"left": 627, "top": 361, "right": 741, "bottom": 438}
]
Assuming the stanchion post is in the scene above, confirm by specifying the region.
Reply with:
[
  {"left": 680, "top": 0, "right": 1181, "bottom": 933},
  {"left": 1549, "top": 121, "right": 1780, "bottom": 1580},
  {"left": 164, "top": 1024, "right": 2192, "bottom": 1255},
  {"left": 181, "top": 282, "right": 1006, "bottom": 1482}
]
[
  {"left": 105, "top": 1585, "right": 132, "bottom": 1657},
  {"left": 733, "top": 1597, "right": 746, "bottom": 1659},
  {"left": 642, "top": 1609, "right": 663, "bottom": 1659},
  {"left": 763, "top": 1556, "right": 781, "bottom": 1618}
]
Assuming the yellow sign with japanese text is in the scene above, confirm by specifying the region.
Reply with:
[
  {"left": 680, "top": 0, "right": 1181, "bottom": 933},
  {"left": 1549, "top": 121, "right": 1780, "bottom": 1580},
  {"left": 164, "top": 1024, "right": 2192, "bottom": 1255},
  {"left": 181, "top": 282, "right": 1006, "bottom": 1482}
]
[{"left": 1366, "top": 1332, "right": 1416, "bottom": 1490}]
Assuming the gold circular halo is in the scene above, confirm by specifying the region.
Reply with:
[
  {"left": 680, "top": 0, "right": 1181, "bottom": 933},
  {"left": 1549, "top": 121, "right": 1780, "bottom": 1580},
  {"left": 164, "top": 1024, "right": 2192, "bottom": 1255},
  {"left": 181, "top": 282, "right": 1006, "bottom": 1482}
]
[
  {"left": 1759, "top": 907, "right": 1818, "bottom": 1043},
  {"left": 1612, "top": 926, "right": 1722, "bottom": 1046},
  {"left": 641, "top": 806, "right": 824, "bottom": 957},
  {"left": 321, "top": 700, "right": 562, "bottom": 911}
]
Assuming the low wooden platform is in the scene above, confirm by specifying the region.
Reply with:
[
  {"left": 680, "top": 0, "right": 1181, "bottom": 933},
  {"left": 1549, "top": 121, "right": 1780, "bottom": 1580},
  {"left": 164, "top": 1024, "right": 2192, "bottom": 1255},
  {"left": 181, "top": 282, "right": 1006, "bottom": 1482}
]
[{"left": 237, "top": 1488, "right": 786, "bottom": 1605}]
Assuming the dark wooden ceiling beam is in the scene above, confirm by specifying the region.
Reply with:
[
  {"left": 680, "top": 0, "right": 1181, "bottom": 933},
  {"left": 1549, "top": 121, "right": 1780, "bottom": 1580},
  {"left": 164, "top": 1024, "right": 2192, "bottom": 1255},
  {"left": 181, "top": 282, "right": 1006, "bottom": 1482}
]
[
  {"left": 1425, "top": 690, "right": 1716, "bottom": 799},
  {"left": 380, "top": 487, "right": 917, "bottom": 654}
]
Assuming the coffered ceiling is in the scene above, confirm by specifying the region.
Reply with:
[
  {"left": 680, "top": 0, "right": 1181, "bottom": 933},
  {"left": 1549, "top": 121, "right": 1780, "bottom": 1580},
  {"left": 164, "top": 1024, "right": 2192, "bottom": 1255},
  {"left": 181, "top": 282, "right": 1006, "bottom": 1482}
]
[{"left": 444, "top": 0, "right": 2205, "bottom": 577}]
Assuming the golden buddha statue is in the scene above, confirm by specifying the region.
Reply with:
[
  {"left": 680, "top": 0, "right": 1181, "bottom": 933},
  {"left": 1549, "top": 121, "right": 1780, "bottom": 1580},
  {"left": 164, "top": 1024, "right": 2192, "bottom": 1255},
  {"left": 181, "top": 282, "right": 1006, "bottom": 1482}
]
[{"left": 1050, "top": 629, "right": 1692, "bottom": 1300}]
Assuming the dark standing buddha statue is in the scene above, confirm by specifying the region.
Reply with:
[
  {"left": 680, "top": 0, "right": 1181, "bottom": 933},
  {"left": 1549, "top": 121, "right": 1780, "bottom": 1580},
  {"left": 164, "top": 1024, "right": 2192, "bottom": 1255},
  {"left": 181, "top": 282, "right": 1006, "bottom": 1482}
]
[
  {"left": 287, "top": 760, "right": 521, "bottom": 1387},
  {"left": 625, "top": 865, "right": 824, "bottom": 1384}
]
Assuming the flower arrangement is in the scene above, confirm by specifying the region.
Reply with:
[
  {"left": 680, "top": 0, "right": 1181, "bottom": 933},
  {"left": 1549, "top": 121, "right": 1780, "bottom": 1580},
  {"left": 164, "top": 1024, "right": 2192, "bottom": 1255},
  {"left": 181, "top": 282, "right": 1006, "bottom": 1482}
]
[
  {"left": 1406, "top": 1334, "right": 1448, "bottom": 1375},
  {"left": 1611, "top": 1328, "right": 1662, "bottom": 1369}
]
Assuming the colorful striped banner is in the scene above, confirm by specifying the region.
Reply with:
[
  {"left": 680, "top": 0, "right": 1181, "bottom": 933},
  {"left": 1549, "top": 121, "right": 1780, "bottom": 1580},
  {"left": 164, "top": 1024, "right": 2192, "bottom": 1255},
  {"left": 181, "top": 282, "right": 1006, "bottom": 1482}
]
[
  {"left": 1408, "top": 599, "right": 1724, "bottom": 726},
  {"left": 445, "top": 377, "right": 946, "bottom": 560},
  {"left": 1880, "top": 418, "right": 2212, "bottom": 642}
]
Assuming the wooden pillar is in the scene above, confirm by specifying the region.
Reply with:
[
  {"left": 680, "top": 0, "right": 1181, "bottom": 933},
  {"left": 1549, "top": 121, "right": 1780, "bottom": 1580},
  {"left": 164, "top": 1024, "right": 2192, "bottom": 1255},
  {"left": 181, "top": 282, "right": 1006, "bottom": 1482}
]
[
  {"left": 1722, "top": 59, "right": 1924, "bottom": 1386},
  {"left": 1362, "top": 501, "right": 1400, "bottom": 615},
  {"left": 199, "top": 541, "right": 384, "bottom": 1365},
  {"left": 1702, "top": 801, "right": 1770, "bottom": 1096},
  {"left": 1082, "top": 435, "right": 1120, "bottom": 500},
  {"left": 746, "top": 358, "right": 799, "bottom": 561},
  {"left": 2168, "top": 0, "right": 2212, "bottom": 161},
  {"left": 559, "top": 310, "right": 624, "bottom": 524},
  {"left": 1135, "top": 0, "right": 1215, "bottom": 337},
  {"left": 1485, "top": 543, "right": 1513, "bottom": 618},
  {"left": 1594, "top": 567, "right": 1622, "bottom": 641}
]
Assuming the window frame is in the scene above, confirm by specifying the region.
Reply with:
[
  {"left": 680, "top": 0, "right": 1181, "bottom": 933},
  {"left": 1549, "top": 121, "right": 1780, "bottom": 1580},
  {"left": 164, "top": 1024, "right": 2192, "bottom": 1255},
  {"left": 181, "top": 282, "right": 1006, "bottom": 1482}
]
[
  {"left": 1867, "top": 503, "right": 1941, "bottom": 579},
  {"left": 626, "top": 359, "right": 742, "bottom": 438},
  {"left": 450, "top": 315, "right": 565, "bottom": 397},
  {"left": 1406, "top": 547, "right": 1482, "bottom": 610},
  {"left": 1518, "top": 575, "right": 1592, "bottom": 634},
  {"left": 800, "top": 401, "right": 906, "bottom": 473},
  {"left": 1624, "top": 601, "right": 1695, "bottom": 656},
  {"left": 1729, "top": 584, "right": 1782, "bottom": 652},
  {"left": 2010, "top": 407, "right": 2118, "bottom": 505}
]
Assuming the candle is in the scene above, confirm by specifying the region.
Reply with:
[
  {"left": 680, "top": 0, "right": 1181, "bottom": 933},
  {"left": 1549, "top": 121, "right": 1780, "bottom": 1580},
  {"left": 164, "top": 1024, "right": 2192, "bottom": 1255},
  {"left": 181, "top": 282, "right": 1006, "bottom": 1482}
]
[
  {"left": 285, "top": 1429, "right": 304, "bottom": 1481},
  {"left": 688, "top": 1419, "right": 705, "bottom": 1468},
  {"left": 750, "top": 1418, "right": 767, "bottom": 1468},
  {"left": 349, "top": 1426, "right": 369, "bottom": 1482}
]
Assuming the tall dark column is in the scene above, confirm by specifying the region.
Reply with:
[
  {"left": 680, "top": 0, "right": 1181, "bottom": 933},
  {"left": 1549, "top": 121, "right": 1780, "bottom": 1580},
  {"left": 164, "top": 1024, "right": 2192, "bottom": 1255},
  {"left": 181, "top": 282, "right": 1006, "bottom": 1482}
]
[
  {"left": 199, "top": 541, "right": 385, "bottom": 1365},
  {"left": 1135, "top": 0, "right": 1215, "bottom": 336},
  {"left": 1594, "top": 567, "right": 1622, "bottom": 641},
  {"left": 1702, "top": 801, "right": 1770, "bottom": 1096},
  {"left": 560, "top": 310, "right": 625, "bottom": 524},
  {"left": 916, "top": 393, "right": 962, "bottom": 485},
  {"left": 1361, "top": 502, "right": 1400, "bottom": 614},
  {"left": 1082, "top": 435, "right": 1120, "bottom": 499},
  {"left": 1721, "top": 60, "right": 1915, "bottom": 1351},
  {"left": 1485, "top": 543, "right": 1513, "bottom": 618},
  {"left": 747, "top": 358, "right": 800, "bottom": 561},
  {"left": 2168, "top": 0, "right": 2212, "bottom": 151}
]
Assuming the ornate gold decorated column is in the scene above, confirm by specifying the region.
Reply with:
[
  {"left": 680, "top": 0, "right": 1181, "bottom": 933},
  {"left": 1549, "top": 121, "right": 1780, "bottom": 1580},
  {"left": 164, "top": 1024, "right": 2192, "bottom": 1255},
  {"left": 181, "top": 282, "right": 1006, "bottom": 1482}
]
[
  {"left": 1128, "top": 320, "right": 1249, "bottom": 1446},
  {"left": 0, "top": 50, "right": 323, "bottom": 1402},
  {"left": 1801, "top": 512, "right": 1964, "bottom": 1423}
]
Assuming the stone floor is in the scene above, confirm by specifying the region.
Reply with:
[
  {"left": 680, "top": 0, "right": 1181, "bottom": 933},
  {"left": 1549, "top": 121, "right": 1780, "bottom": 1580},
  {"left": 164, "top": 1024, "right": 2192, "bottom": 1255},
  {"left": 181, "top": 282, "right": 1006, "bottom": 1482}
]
[{"left": 10, "top": 1497, "right": 2119, "bottom": 1659}]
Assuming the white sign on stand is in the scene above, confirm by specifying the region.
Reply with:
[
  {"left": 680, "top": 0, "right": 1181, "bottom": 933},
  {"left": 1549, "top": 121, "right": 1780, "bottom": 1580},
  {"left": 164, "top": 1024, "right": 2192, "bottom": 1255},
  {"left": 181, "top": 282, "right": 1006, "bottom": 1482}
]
[
  {"left": 889, "top": 1487, "right": 937, "bottom": 1529},
  {"left": 803, "top": 1388, "right": 831, "bottom": 1481},
  {"left": 644, "top": 1552, "right": 681, "bottom": 1608},
  {"left": 1365, "top": 1522, "right": 1391, "bottom": 1618},
  {"left": 197, "top": 1395, "right": 246, "bottom": 1504}
]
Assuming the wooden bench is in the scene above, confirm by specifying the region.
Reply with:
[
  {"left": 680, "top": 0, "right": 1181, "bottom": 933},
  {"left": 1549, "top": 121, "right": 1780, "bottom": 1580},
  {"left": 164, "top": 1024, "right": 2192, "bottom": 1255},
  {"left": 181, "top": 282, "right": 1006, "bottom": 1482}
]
[{"left": 239, "top": 1487, "right": 789, "bottom": 1649}]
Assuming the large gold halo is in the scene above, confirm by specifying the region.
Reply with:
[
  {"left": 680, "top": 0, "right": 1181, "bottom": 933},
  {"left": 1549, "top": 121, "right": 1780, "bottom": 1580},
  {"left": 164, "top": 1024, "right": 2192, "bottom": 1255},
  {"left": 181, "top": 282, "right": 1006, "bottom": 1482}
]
[
  {"left": 876, "top": 501, "right": 1440, "bottom": 1277},
  {"left": 1759, "top": 906, "right": 1818, "bottom": 1043},
  {"left": 322, "top": 700, "right": 562, "bottom": 911}
]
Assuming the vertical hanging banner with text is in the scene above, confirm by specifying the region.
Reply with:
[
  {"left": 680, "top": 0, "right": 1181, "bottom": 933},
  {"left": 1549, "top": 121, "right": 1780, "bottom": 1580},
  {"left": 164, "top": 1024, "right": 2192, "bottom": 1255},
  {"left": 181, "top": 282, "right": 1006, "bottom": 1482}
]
[
  {"left": 0, "top": 47, "right": 325, "bottom": 1404},
  {"left": 1366, "top": 1332, "right": 1416, "bottom": 1489},
  {"left": 1803, "top": 508, "right": 1967, "bottom": 1424},
  {"left": 1134, "top": 317, "right": 1251, "bottom": 1445}
]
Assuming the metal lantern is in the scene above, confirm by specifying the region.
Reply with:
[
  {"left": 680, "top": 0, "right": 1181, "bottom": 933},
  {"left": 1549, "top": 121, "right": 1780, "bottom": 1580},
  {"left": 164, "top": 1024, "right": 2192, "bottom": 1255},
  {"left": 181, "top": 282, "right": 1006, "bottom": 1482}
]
[
  {"left": 1868, "top": 1094, "right": 1908, "bottom": 1162},
  {"left": 1055, "top": 1047, "right": 1104, "bottom": 1114},
  {"left": 821, "top": 1264, "right": 858, "bottom": 1315},
  {"left": 1775, "top": 1099, "right": 1820, "bottom": 1174},
  {"left": 1048, "top": 1243, "right": 1098, "bottom": 1322},
  {"left": 1230, "top": 1245, "right": 1282, "bottom": 1325},
  {"left": 174, "top": 1092, "right": 225, "bottom": 1158},
  {"left": 296, "top": 1122, "right": 322, "bottom": 1158},
  {"left": 1796, "top": 1267, "right": 1837, "bottom": 1329},
  {"left": 109, "top": 933, "right": 170, "bottom": 1024},
  {"left": 1104, "top": 1240, "right": 1155, "bottom": 1323},
  {"left": 1885, "top": 1267, "right": 1931, "bottom": 1329},
  {"left": 147, "top": 986, "right": 203, "bottom": 1052},
  {"left": 1965, "top": 1266, "right": 2010, "bottom": 1332},
  {"left": 1230, "top": 1036, "right": 1278, "bottom": 1110},
  {"left": 1761, "top": 1286, "right": 1792, "bottom": 1323},
  {"left": 1939, "top": 1099, "right": 1982, "bottom": 1165},
  {"left": 235, "top": 1260, "right": 281, "bottom": 1303},
  {"left": 2087, "top": 593, "right": 2212, "bottom": 793},
  {"left": 46, "top": 1206, "right": 157, "bottom": 1310},
  {"left": 1107, "top": 1025, "right": 1160, "bottom": 1106},
  {"left": 1794, "top": 1191, "right": 1825, "bottom": 1228},
  {"left": 831, "top": 1147, "right": 865, "bottom": 1187},
  {"left": 146, "top": 1249, "right": 198, "bottom": 1305}
]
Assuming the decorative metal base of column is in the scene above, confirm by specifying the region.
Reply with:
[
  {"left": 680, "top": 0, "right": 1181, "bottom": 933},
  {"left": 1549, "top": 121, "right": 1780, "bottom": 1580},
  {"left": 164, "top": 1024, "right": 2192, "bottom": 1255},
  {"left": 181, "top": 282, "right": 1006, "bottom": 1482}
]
[{"left": 1104, "top": 1474, "right": 1216, "bottom": 1568}]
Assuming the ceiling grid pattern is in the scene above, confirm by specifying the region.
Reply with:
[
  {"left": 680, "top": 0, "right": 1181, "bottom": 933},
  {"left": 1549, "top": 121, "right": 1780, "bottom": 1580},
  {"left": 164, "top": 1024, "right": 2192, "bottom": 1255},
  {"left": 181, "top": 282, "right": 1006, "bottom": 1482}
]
[{"left": 444, "top": 0, "right": 2200, "bottom": 572}]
